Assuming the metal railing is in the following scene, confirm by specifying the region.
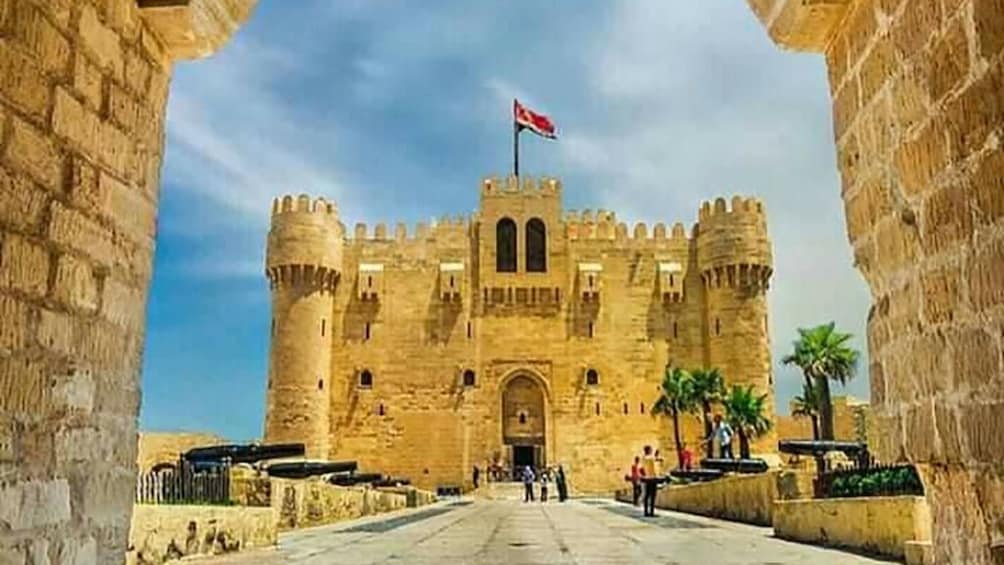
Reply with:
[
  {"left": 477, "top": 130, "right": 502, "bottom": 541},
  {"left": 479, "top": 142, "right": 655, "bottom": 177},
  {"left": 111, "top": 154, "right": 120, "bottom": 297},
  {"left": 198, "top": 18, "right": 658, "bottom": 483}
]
[{"left": 136, "top": 461, "right": 231, "bottom": 505}]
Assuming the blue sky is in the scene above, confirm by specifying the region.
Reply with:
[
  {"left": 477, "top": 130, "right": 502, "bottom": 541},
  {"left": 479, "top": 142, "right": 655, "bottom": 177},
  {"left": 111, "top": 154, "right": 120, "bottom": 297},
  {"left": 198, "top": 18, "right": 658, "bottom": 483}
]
[{"left": 141, "top": 2, "right": 872, "bottom": 441}]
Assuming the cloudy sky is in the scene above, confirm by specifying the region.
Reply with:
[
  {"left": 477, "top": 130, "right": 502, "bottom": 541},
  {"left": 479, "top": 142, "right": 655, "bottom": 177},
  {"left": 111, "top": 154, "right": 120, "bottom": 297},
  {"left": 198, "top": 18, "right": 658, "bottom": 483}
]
[{"left": 141, "top": 1, "right": 872, "bottom": 441}]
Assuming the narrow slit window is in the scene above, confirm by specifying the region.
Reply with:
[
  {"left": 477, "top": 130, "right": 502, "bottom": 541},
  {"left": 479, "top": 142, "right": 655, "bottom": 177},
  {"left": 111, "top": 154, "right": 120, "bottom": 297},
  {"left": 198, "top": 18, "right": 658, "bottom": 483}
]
[
  {"left": 463, "top": 369, "right": 476, "bottom": 387},
  {"left": 519, "top": 412, "right": 526, "bottom": 425},
  {"left": 715, "top": 318, "right": 721, "bottom": 336},
  {"left": 378, "top": 403, "right": 385, "bottom": 416},
  {"left": 271, "top": 319, "right": 276, "bottom": 336},
  {"left": 367, "top": 276, "right": 373, "bottom": 288},
  {"left": 318, "top": 379, "right": 324, "bottom": 390},
  {"left": 359, "top": 370, "right": 373, "bottom": 388},
  {"left": 321, "top": 318, "right": 326, "bottom": 337},
  {"left": 466, "top": 321, "right": 472, "bottom": 339},
  {"left": 588, "top": 321, "right": 594, "bottom": 338},
  {"left": 364, "top": 322, "right": 371, "bottom": 341},
  {"left": 673, "top": 321, "right": 678, "bottom": 339},
  {"left": 623, "top": 403, "right": 628, "bottom": 415},
  {"left": 640, "top": 403, "right": 645, "bottom": 414},
  {"left": 595, "top": 402, "right": 600, "bottom": 415}
]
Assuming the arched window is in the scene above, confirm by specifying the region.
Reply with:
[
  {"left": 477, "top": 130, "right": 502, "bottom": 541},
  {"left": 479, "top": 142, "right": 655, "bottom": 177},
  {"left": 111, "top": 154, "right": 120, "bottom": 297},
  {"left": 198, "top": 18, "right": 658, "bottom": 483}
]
[
  {"left": 463, "top": 369, "right": 476, "bottom": 387},
  {"left": 525, "top": 218, "right": 547, "bottom": 272},
  {"left": 586, "top": 369, "right": 599, "bottom": 386},
  {"left": 496, "top": 218, "right": 517, "bottom": 272},
  {"left": 359, "top": 370, "right": 373, "bottom": 388}
]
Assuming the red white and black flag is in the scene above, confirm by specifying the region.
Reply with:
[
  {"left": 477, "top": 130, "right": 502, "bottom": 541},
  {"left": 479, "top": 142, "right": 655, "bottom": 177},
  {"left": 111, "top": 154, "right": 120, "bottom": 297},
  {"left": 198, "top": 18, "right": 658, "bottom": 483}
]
[{"left": 514, "top": 99, "right": 557, "bottom": 139}]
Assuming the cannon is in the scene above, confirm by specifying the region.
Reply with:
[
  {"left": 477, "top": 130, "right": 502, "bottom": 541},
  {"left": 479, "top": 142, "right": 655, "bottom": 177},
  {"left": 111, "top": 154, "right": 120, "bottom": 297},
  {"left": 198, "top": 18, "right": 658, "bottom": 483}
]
[
  {"left": 669, "top": 468, "right": 724, "bottom": 482},
  {"left": 777, "top": 440, "right": 871, "bottom": 468},
  {"left": 266, "top": 461, "right": 358, "bottom": 479},
  {"left": 182, "top": 443, "right": 306, "bottom": 465},
  {"left": 372, "top": 478, "right": 411, "bottom": 488},
  {"left": 699, "top": 458, "right": 769, "bottom": 474},
  {"left": 329, "top": 473, "right": 384, "bottom": 486}
]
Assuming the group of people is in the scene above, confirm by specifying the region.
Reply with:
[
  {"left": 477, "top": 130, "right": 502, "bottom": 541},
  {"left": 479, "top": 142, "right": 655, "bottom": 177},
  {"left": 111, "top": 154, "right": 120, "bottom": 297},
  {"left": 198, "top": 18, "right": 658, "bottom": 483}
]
[
  {"left": 520, "top": 465, "right": 568, "bottom": 503},
  {"left": 625, "top": 415, "right": 736, "bottom": 517}
]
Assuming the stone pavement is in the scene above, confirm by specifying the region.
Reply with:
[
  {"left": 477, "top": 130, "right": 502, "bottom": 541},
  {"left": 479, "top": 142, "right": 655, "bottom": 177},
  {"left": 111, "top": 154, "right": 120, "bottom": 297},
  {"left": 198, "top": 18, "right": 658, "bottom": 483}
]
[{"left": 199, "top": 499, "right": 895, "bottom": 564}]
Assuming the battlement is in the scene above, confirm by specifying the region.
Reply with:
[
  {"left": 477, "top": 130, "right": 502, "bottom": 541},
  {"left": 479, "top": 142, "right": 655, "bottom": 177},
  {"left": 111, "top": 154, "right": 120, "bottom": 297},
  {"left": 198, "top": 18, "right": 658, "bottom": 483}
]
[
  {"left": 481, "top": 175, "right": 562, "bottom": 196},
  {"left": 347, "top": 215, "right": 472, "bottom": 243},
  {"left": 271, "top": 194, "right": 339, "bottom": 218},
  {"left": 564, "top": 210, "right": 692, "bottom": 243},
  {"left": 698, "top": 196, "right": 765, "bottom": 223}
]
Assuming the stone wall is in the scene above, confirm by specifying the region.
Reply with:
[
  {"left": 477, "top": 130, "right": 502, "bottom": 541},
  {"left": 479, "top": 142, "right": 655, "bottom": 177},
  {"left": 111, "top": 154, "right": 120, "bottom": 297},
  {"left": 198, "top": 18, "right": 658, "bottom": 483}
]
[
  {"left": 748, "top": 1, "right": 1004, "bottom": 561},
  {"left": 776, "top": 395, "right": 874, "bottom": 445},
  {"left": 616, "top": 470, "right": 814, "bottom": 526},
  {"left": 773, "top": 496, "right": 932, "bottom": 560},
  {"left": 126, "top": 504, "right": 276, "bottom": 565},
  {"left": 0, "top": 1, "right": 253, "bottom": 563},
  {"left": 136, "top": 431, "right": 226, "bottom": 472},
  {"left": 271, "top": 478, "right": 428, "bottom": 531}
]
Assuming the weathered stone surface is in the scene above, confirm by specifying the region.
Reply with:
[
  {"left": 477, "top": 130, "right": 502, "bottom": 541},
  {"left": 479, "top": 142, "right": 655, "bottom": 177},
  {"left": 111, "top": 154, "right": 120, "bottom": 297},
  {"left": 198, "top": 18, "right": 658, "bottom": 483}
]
[
  {"left": 139, "top": 0, "right": 257, "bottom": 60},
  {"left": 0, "top": 234, "right": 49, "bottom": 297},
  {"left": 0, "top": 479, "right": 72, "bottom": 531}
]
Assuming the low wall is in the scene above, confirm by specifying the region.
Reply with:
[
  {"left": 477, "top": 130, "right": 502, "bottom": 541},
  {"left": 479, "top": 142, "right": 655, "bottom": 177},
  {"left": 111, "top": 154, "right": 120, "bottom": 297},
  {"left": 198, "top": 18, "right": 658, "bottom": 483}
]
[
  {"left": 615, "top": 471, "right": 813, "bottom": 526},
  {"left": 127, "top": 504, "right": 277, "bottom": 565},
  {"left": 773, "top": 496, "right": 932, "bottom": 559},
  {"left": 272, "top": 478, "right": 436, "bottom": 531}
]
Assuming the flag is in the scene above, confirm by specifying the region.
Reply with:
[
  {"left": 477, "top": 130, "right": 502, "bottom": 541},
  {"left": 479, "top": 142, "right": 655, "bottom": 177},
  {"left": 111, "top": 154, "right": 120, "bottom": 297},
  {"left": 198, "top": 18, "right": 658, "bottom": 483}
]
[{"left": 514, "top": 99, "right": 557, "bottom": 139}]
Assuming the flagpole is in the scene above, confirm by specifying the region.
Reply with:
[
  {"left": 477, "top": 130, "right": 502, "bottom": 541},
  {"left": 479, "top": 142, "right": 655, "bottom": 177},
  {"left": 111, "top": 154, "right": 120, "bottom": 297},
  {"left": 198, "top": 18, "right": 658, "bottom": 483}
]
[{"left": 513, "top": 120, "right": 520, "bottom": 178}]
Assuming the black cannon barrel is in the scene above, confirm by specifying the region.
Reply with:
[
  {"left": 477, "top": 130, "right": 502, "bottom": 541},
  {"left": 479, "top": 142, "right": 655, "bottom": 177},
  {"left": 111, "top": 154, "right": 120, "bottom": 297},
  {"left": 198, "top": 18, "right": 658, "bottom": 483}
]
[
  {"left": 183, "top": 443, "right": 306, "bottom": 464},
  {"left": 372, "top": 478, "right": 411, "bottom": 488},
  {"left": 329, "top": 473, "right": 384, "bottom": 486},
  {"left": 700, "top": 458, "right": 769, "bottom": 474},
  {"left": 669, "top": 469, "right": 724, "bottom": 482},
  {"left": 267, "top": 461, "right": 358, "bottom": 479},
  {"left": 777, "top": 440, "right": 868, "bottom": 456}
]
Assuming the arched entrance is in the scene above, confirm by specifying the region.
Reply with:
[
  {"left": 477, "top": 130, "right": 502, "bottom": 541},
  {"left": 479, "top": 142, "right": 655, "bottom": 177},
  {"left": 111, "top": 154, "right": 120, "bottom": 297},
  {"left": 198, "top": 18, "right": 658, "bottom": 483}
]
[{"left": 501, "top": 374, "right": 547, "bottom": 479}]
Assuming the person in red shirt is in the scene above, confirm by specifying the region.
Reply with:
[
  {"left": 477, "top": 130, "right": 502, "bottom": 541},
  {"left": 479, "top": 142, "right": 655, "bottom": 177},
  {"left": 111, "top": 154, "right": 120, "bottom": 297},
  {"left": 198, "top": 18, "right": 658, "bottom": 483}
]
[
  {"left": 630, "top": 456, "right": 642, "bottom": 506},
  {"left": 680, "top": 443, "right": 694, "bottom": 471}
]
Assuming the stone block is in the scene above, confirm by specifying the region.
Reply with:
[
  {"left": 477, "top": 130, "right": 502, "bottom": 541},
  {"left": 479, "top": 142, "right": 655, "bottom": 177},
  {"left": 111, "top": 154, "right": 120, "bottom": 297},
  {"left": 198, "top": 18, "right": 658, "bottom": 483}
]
[
  {"left": 859, "top": 41, "right": 895, "bottom": 106},
  {"left": 48, "top": 202, "right": 118, "bottom": 270},
  {"left": 944, "top": 60, "right": 1003, "bottom": 162},
  {"left": 107, "top": 84, "right": 138, "bottom": 135},
  {"left": 0, "top": 354, "right": 48, "bottom": 414},
  {"left": 969, "top": 236, "right": 1004, "bottom": 311},
  {"left": 972, "top": 143, "right": 1004, "bottom": 225},
  {"left": 950, "top": 325, "right": 1001, "bottom": 395},
  {"left": 920, "top": 264, "right": 962, "bottom": 325},
  {"left": 53, "top": 89, "right": 101, "bottom": 156},
  {"left": 0, "top": 167, "right": 48, "bottom": 233},
  {"left": 50, "top": 368, "right": 95, "bottom": 414},
  {"left": 123, "top": 48, "right": 152, "bottom": 98},
  {"left": 874, "top": 220, "right": 919, "bottom": 275},
  {"left": 0, "top": 479, "right": 72, "bottom": 531},
  {"left": 37, "top": 307, "right": 77, "bottom": 356},
  {"left": 9, "top": 1, "right": 71, "bottom": 78},
  {"left": 892, "top": 0, "right": 942, "bottom": 58},
  {"left": 0, "top": 234, "right": 49, "bottom": 298},
  {"left": 974, "top": 0, "right": 1004, "bottom": 60},
  {"left": 894, "top": 120, "right": 948, "bottom": 198},
  {"left": 832, "top": 77, "right": 860, "bottom": 140},
  {"left": 843, "top": 172, "right": 892, "bottom": 240},
  {"left": 72, "top": 54, "right": 104, "bottom": 112},
  {"left": 100, "top": 172, "right": 155, "bottom": 243},
  {"left": 4, "top": 117, "right": 64, "bottom": 193},
  {"left": 0, "top": 295, "right": 28, "bottom": 353},
  {"left": 26, "top": 539, "right": 49, "bottom": 565},
  {"left": 844, "top": 0, "right": 879, "bottom": 65},
  {"left": 960, "top": 401, "right": 1004, "bottom": 462},
  {"left": 0, "top": 38, "right": 51, "bottom": 122},
  {"left": 921, "top": 179, "right": 971, "bottom": 257},
  {"left": 101, "top": 276, "right": 144, "bottom": 332},
  {"left": 0, "top": 547, "right": 24, "bottom": 565},
  {"left": 890, "top": 65, "right": 929, "bottom": 134},
  {"left": 55, "top": 537, "right": 96, "bottom": 565},
  {"left": 927, "top": 16, "right": 970, "bottom": 103},
  {"left": 78, "top": 4, "right": 123, "bottom": 80},
  {"left": 53, "top": 253, "right": 99, "bottom": 313},
  {"left": 933, "top": 402, "right": 963, "bottom": 464}
]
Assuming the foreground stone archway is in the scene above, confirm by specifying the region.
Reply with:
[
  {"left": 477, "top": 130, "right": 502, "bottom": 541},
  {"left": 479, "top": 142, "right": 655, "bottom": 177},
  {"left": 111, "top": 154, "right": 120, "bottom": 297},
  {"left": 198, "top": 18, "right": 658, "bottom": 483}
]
[{"left": 0, "top": 1, "right": 1001, "bottom": 563}]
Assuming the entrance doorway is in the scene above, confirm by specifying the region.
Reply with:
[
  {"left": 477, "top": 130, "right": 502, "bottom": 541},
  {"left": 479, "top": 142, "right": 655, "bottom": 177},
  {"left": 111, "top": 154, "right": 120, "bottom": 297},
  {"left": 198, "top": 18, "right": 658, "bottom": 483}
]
[{"left": 502, "top": 374, "right": 547, "bottom": 481}]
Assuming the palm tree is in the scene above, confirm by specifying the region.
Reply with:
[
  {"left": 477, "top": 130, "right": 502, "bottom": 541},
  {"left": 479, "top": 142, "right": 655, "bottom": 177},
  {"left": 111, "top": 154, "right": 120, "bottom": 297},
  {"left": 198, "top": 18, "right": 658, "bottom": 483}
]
[
  {"left": 721, "top": 385, "right": 772, "bottom": 459},
  {"left": 782, "top": 322, "right": 859, "bottom": 440},
  {"left": 652, "top": 366, "right": 698, "bottom": 469},
  {"left": 689, "top": 368, "right": 725, "bottom": 459},
  {"left": 791, "top": 382, "right": 821, "bottom": 440}
]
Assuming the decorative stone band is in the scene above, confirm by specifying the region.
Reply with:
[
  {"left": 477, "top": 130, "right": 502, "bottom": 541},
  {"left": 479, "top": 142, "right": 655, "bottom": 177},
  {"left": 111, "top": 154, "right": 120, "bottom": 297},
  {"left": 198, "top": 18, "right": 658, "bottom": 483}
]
[
  {"left": 577, "top": 263, "right": 603, "bottom": 272},
  {"left": 439, "top": 262, "right": 465, "bottom": 272},
  {"left": 138, "top": 0, "right": 259, "bottom": 60},
  {"left": 265, "top": 264, "right": 339, "bottom": 291}
]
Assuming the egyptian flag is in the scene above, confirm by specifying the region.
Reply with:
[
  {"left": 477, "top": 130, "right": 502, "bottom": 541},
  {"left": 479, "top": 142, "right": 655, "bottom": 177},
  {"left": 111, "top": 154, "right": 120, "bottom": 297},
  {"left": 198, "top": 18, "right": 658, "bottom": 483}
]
[{"left": 514, "top": 99, "right": 557, "bottom": 139}]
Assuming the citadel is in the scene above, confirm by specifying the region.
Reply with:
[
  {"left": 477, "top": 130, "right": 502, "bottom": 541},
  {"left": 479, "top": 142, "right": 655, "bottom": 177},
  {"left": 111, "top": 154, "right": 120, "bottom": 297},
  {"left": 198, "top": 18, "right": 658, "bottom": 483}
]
[{"left": 263, "top": 175, "right": 776, "bottom": 493}]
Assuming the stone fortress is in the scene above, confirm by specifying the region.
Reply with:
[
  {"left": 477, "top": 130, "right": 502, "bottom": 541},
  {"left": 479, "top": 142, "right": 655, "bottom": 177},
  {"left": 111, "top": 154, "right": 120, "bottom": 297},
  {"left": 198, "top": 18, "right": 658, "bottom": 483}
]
[{"left": 262, "top": 175, "right": 776, "bottom": 493}]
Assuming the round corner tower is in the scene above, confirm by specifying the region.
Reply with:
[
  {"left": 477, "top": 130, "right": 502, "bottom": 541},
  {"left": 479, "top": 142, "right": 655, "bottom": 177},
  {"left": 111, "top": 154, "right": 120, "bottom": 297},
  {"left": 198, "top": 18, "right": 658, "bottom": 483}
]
[
  {"left": 264, "top": 194, "right": 343, "bottom": 460},
  {"left": 696, "top": 196, "right": 776, "bottom": 452}
]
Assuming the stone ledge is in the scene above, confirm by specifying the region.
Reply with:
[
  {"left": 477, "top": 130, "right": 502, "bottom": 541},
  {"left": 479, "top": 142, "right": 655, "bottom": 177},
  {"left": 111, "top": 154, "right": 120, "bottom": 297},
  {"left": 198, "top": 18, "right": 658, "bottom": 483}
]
[
  {"left": 747, "top": 0, "right": 851, "bottom": 53},
  {"left": 138, "top": 0, "right": 257, "bottom": 61}
]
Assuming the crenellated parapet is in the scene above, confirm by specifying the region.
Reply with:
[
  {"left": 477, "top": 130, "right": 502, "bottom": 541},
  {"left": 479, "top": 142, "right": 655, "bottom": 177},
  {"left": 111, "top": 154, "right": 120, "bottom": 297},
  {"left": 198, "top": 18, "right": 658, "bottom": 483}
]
[
  {"left": 266, "top": 194, "right": 343, "bottom": 289},
  {"left": 565, "top": 211, "right": 691, "bottom": 246},
  {"left": 348, "top": 216, "right": 472, "bottom": 243},
  {"left": 696, "top": 196, "right": 772, "bottom": 291}
]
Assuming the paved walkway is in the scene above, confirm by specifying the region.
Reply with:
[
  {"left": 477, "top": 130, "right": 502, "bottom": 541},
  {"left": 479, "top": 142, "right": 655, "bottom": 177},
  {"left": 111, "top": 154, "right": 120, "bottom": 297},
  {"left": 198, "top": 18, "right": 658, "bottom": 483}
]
[{"left": 201, "top": 499, "right": 895, "bottom": 564}]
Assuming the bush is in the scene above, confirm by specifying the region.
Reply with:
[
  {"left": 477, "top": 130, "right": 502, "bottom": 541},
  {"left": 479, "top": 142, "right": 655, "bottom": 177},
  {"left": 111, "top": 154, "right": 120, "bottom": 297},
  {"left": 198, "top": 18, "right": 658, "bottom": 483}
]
[{"left": 826, "top": 466, "right": 923, "bottom": 498}]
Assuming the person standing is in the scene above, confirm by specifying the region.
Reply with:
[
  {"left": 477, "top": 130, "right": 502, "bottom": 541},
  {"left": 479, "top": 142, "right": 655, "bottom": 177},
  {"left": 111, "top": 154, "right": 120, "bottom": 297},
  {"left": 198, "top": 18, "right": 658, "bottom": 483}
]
[
  {"left": 522, "top": 465, "right": 536, "bottom": 502},
  {"left": 556, "top": 465, "right": 568, "bottom": 502},
  {"left": 710, "top": 414, "right": 735, "bottom": 460},
  {"left": 680, "top": 443, "right": 694, "bottom": 471},
  {"left": 540, "top": 468, "right": 550, "bottom": 502},
  {"left": 630, "top": 456, "right": 642, "bottom": 506},
  {"left": 473, "top": 465, "right": 480, "bottom": 489},
  {"left": 641, "top": 445, "right": 662, "bottom": 517}
]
